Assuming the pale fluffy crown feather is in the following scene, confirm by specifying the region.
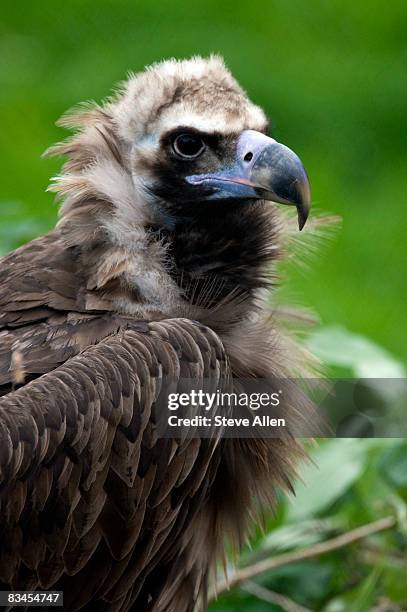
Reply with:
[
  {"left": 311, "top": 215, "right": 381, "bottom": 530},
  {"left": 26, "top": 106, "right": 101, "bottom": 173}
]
[{"left": 111, "top": 55, "right": 267, "bottom": 141}]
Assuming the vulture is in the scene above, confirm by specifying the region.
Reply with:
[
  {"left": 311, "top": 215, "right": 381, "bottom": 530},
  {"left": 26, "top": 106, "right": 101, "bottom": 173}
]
[{"left": 0, "top": 56, "right": 313, "bottom": 611}]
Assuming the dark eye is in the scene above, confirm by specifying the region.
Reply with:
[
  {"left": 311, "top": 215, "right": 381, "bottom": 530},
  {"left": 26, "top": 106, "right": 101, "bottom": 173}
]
[{"left": 172, "top": 133, "right": 206, "bottom": 159}]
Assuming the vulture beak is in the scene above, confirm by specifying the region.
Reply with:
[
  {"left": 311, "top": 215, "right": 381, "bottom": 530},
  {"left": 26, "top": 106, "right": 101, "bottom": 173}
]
[{"left": 186, "top": 129, "right": 311, "bottom": 230}]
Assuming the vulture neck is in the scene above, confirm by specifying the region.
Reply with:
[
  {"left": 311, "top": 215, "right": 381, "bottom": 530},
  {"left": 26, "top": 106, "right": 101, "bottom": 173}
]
[
  {"left": 153, "top": 199, "right": 280, "bottom": 315},
  {"left": 59, "top": 193, "right": 280, "bottom": 327}
]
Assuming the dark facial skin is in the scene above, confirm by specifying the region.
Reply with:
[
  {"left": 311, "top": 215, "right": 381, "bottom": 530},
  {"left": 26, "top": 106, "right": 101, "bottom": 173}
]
[
  {"left": 146, "top": 128, "right": 279, "bottom": 307},
  {"left": 149, "top": 126, "right": 240, "bottom": 216}
]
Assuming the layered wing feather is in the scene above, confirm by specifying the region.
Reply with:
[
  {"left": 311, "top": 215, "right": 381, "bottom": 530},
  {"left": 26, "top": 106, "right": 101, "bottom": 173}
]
[{"left": 0, "top": 319, "right": 230, "bottom": 611}]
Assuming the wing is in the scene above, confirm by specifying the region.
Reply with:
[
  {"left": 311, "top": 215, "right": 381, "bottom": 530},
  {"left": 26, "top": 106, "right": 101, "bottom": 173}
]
[
  {"left": 0, "top": 232, "right": 92, "bottom": 330},
  {"left": 0, "top": 318, "right": 230, "bottom": 611},
  {"left": 0, "top": 231, "right": 144, "bottom": 397},
  {"left": 0, "top": 310, "right": 153, "bottom": 396}
]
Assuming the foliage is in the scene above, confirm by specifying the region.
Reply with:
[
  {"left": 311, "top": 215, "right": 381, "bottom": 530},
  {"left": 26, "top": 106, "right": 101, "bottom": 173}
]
[
  {"left": 209, "top": 437, "right": 407, "bottom": 611},
  {"left": 209, "top": 331, "right": 407, "bottom": 611}
]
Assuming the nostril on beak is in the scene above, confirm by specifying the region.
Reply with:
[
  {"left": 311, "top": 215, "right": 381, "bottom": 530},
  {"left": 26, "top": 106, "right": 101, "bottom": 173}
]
[{"left": 244, "top": 151, "right": 253, "bottom": 162}]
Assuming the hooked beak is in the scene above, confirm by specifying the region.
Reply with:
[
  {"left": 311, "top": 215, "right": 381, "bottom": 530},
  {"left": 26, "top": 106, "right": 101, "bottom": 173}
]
[{"left": 186, "top": 130, "right": 311, "bottom": 230}]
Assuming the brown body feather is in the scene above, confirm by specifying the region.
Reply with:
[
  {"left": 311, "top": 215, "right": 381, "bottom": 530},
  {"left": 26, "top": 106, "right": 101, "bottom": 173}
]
[{"left": 0, "top": 311, "right": 304, "bottom": 611}]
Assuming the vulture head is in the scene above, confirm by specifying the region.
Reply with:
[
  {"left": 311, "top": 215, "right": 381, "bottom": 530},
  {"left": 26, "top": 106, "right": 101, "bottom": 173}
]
[
  {"left": 50, "top": 56, "right": 310, "bottom": 325},
  {"left": 115, "top": 57, "right": 310, "bottom": 229}
]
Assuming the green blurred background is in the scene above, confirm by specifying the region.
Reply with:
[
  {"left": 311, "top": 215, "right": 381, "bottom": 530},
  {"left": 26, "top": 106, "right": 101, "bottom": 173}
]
[
  {"left": 1, "top": 2, "right": 407, "bottom": 610},
  {"left": 1, "top": 0, "right": 406, "bottom": 362}
]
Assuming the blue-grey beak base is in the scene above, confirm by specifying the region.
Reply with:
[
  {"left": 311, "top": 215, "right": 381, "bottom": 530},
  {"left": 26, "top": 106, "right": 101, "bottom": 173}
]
[{"left": 186, "top": 130, "right": 311, "bottom": 230}]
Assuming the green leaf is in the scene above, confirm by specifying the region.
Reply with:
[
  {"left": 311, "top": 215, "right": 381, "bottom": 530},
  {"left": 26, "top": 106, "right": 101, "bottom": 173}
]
[
  {"left": 379, "top": 442, "right": 407, "bottom": 488},
  {"left": 287, "top": 440, "right": 370, "bottom": 521},
  {"left": 306, "top": 326, "right": 406, "bottom": 378},
  {"left": 256, "top": 517, "right": 342, "bottom": 555},
  {"left": 347, "top": 566, "right": 382, "bottom": 612}
]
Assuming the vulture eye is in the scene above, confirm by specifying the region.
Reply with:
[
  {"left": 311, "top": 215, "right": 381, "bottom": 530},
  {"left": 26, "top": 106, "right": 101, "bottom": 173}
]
[{"left": 172, "top": 133, "right": 206, "bottom": 159}]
